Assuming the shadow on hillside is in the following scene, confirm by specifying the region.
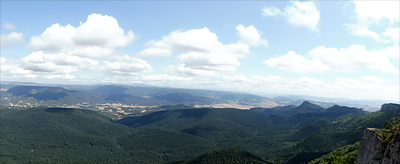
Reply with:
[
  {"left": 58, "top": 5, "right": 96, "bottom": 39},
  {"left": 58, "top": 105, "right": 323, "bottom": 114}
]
[
  {"left": 286, "top": 151, "right": 328, "bottom": 164},
  {"left": 178, "top": 109, "right": 210, "bottom": 119},
  {"left": 45, "top": 108, "right": 76, "bottom": 113},
  {"left": 181, "top": 126, "right": 218, "bottom": 136},
  {"left": 116, "top": 111, "right": 168, "bottom": 127}
]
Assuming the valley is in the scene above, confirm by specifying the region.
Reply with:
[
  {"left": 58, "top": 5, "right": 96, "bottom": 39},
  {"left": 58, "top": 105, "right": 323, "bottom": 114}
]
[
  {"left": 0, "top": 84, "right": 288, "bottom": 119},
  {"left": 0, "top": 83, "right": 399, "bottom": 164}
]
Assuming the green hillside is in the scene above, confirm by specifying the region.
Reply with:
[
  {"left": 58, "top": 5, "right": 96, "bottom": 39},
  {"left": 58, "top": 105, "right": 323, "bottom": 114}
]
[
  {"left": 1, "top": 102, "right": 399, "bottom": 164},
  {"left": 170, "top": 147, "right": 271, "bottom": 164},
  {"left": 0, "top": 107, "right": 132, "bottom": 163},
  {"left": 308, "top": 142, "right": 359, "bottom": 164},
  {"left": 0, "top": 107, "right": 217, "bottom": 164},
  {"left": 118, "top": 127, "right": 219, "bottom": 163},
  {"left": 288, "top": 101, "right": 325, "bottom": 114},
  {"left": 117, "top": 102, "right": 398, "bottom": 163},
  {"left": 309, "top": 115, "right": 400, "bottom": 164}
]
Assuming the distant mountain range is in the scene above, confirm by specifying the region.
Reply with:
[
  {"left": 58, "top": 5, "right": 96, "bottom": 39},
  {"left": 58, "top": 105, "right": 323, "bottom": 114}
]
[
  {"left": 251, "top": 101, "right": 367, "bottom": 116},
  {"left": 0, "top": 84, "right": 275, "bottom": 110},
  {"left": 1, "top": 85, "right": 106, "bottom": 106},
  {"left": 1, "top": 82, "right": 396, "bottom": 112}
]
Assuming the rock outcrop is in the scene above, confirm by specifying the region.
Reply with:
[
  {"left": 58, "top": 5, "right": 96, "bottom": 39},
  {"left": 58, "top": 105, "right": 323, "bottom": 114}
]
[
  {"left": 356, "top": 128, "right": 386, "bottom": 164},
  {"left": 356, "top": 126, "right": 400, "bottom": 164},
  {"left": 382, "top": 126, "right": 400, "bottom": 164},
  {"left": 380, "top": 103, "right": 400, "bottom": 114}
]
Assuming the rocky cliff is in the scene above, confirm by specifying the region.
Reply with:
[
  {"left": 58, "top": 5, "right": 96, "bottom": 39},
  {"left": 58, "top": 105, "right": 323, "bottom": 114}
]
[
  {"left": 356, "top": 126, "right": 400, "bottom": 164},
  {"left": 380, "top": 103, "right": 400, "bottom": 114}
]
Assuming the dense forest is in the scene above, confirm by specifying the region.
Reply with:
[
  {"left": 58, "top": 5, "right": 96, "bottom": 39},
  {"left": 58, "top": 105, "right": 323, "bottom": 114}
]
[
  {"left": 309, "top": 115, "right": 400, "bottom": 163},
  {"left": 170, "top": 147, "right": 271, "bottom": 164},
  {"left": 0, "top": 102, "right": 399, "bottom": 163}
]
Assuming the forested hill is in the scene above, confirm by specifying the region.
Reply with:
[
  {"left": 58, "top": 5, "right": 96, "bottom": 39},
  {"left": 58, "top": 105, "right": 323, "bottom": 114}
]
[
  {"left": 0, "top": 107, "right": 217, "bottom": 163},
  {"left": 1, "top": 102, "right": 399, "bottom": 163},
  {"left": 170, "top": 147, "right": 271, "bottom": 164},
  {"left": 309, "top": 113, "right": 400, "bottom": 164},
  {"left": 116, "top": 102, "right": 398, "bottom": 163},
  {"left": 0, "top": 107, "right": 132, "bottom": 163}
]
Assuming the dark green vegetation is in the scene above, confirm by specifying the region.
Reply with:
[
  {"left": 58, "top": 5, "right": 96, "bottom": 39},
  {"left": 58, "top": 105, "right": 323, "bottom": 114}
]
[
  {"left": 170, "top": 147, "right": 271, "bottom": 164},
  {"left": 1, "top": 102, "right": 399, "bottom": 164},
  {"left": 118, "top": 127, "right": 218, "bottom": 163},
  {"left": 384, "top": 115, "right": 400, "bottom": 129},
  {"left": 116, "top": 102, "right": 397, "bottom": 163},
  {"left": 308, "top": 114, "right": 400, "bottom": 164},
  {"left": 308, "top": 142, "right": 359, "bottom": 164},
  {"left": 376, "top": 115, "right": 400, "bottom": 147},
  {"left": 0, "top": 107, "right": 131, "bottom": 163},
  {"left": 0, "top": 107, "right": 217, "bottom": 164}
]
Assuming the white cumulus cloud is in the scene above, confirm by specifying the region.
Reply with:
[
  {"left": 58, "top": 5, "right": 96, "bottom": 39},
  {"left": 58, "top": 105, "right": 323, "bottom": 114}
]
[
  {"left": 70, "top": 46, "right": 114, "bottom": 58},
  {"left": 73, "top": 13, "right": 135, "bottom": 47},
  {"left": 177, "top": 52, "right": 240, "bottom": 71},
  {"left": 18, "top": 13, "right": 151, "bottom": 79},
  {"left": 140, "top": 27, "right": 251, "bottom": 57},
  {"left": 0, "top": 57, "right": 38, "bottom": 79},
  {"left": 308, "top": 44, "right": 399, "bottom": 73},
  {"left": 351, "top": 1, "right": 399, "bottom": 23},
  {"left": 284, "top": 1, "right": 320, "bottom": 32},
  {"left": 264, "top": 45, "right": 399, "bottom": 74},
  {"left": 28, "top": 24, "right": 76, "bottom": 51},
  {"left": 263, "top": 51, "right": 331, "bottom": 73},
  {"left": 0, "top": 57, "right": 6, "bottom": 64},
  {"left": 28, "top": 13, "right": 135, "bottom": 56},
  {"left": 1, "top": 32, "right": 24, "bottom": 48},
  {"left": 263, "top": 6, "right": 284, "bottom": 17},
  {"left": 344, "top": 1, "right": 399, "bottom": 44},
  {"left": 263, "top": 1, "right": 320, "bottom": 32},
  {"left": 139, "top": 26, "right": 262, "bottom": 75},
  {"left": 328, "top": 77, "right": 398, "bottom": 100},
  {"left": 103, "top": 55, "right": 153, "bottom": 76},
  {"left": 143, "top": 28, "right": 222, "bottom": 53},
  {"left": 21, "top": 51, "right": 99, "bottom": 74},
  {"left": 361, "top": 76, "right": 385, "bottom": 84},
  {"left": 236, "top": 24, "right": 268, "bottom": 47},
  {"left": 137, "top": 47, "right": 173, "bottom": 57},
  {"left": 383, "top": 27, "right": 400, "bottom": 46}
]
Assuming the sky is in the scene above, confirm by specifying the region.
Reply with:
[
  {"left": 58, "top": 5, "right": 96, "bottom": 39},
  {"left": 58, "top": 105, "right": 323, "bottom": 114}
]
[{"left": 1, "top": 1, "right": 399, "bottom": 101}]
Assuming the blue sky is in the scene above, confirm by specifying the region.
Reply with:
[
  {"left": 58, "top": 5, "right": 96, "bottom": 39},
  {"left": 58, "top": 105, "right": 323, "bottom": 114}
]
[{"left": 1, "top": 1, "right": 399, "bottom": 101}]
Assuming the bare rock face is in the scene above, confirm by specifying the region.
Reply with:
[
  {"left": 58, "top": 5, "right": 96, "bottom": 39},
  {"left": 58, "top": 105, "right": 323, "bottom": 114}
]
[
  {"left": 356, "top": 128, "right": 386, "bottom": 164},
  {"left": 382, "top": 125, "right": 400, "bottom": 164},
  {"left": 381, "top": 138, "right": 400, "bottom": 164},
  {"left": 380, "top": 103, "right": 400, "bottom": 114},
  {"left": 357, "top": 126, "right": 400, "bottom": 164}
]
